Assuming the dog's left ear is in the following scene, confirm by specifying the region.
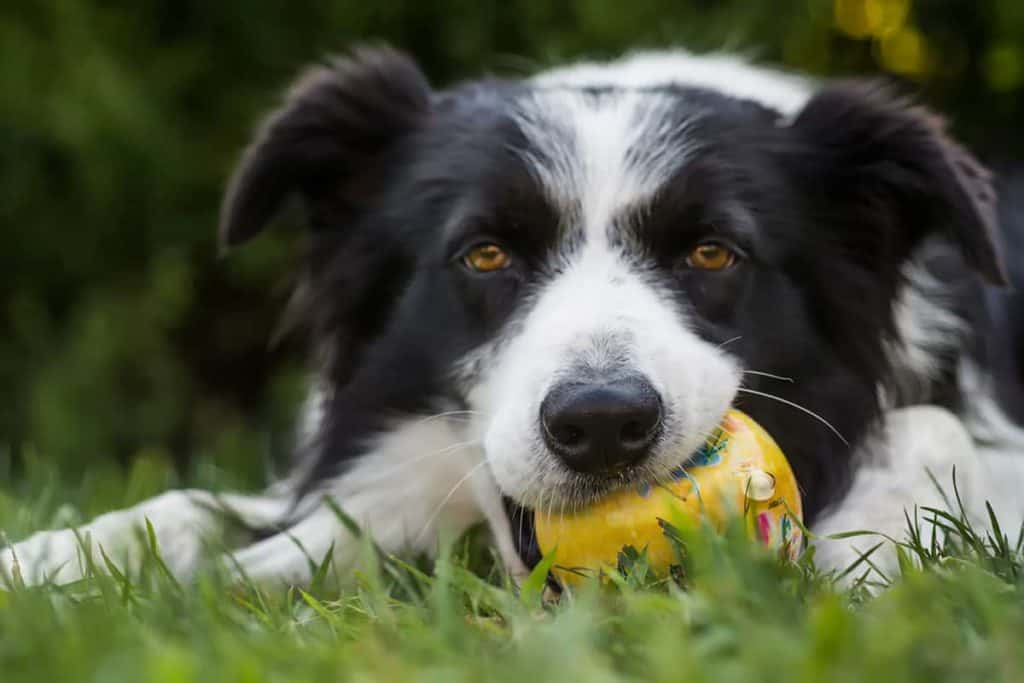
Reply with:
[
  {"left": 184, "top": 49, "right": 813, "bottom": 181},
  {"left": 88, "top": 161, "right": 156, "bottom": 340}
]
[
  {"left": 791, "top": 81, "right": 1007, "bottom": 285},
  {"left": 219, "top": 45, "right": 431, "bottom": 248}
]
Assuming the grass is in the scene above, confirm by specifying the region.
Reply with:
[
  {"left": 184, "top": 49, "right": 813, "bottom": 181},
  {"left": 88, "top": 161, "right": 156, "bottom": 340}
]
[{"left": 2, "top": 459, "right": 1024, "bottom": 682}]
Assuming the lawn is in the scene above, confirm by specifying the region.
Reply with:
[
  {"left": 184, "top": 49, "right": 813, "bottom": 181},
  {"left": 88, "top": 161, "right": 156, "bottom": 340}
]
[{"left": 2, "top": 458, "right": 1023, "bottom": 683}]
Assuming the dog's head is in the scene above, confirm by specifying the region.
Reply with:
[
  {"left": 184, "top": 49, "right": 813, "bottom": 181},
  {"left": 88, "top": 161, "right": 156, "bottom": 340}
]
[{"left": 221, "top": 47, "right": 1004, "bottom": 520}]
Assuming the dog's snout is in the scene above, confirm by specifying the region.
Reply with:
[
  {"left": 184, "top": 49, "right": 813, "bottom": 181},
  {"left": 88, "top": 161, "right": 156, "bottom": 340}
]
[{"left": 540, "top": 375, "right": 663, "bottom": 474}]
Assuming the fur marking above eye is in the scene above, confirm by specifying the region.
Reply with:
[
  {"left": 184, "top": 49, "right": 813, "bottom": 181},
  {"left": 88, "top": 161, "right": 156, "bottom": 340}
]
[{"left": 464, "top": 244, "right": 512, "bottom": 272}]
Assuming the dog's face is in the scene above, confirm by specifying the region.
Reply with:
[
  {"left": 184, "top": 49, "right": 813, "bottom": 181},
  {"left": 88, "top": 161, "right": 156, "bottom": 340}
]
[
  {"left": 221, "top": 48, "right": 1004, "bottom": 519},
  {"left": 462, "top": 87, "right": 785, "bottom": 510}
]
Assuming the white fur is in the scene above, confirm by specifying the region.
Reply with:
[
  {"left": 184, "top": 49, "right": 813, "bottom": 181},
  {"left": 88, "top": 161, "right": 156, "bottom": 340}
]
[
  {"left": 474, "top": 240, "right": 741, "bottom": 510},
  {"left": 534, "top": 50, "right": 814, "bottom": 116},
  {"left": 1, "top": 490, "right": 291, "bottom": 585},
  {"left": 813, "top": 383, "right": 1024, "bottom": 584},
  {"left": 884, "top": 263, "right": 967, "bottom": 406},
  {"left": 958, "top": 362, "right": 1024, "bottom": 527},
  {"left": 226, "top": 415, "right": 488, "bottom": 584},
  {"left": 513, "top": 89, "right": 702, "bottom": 227},
  {"left": 811, "top": 405, "right": 988, "bottom": 581},
  {"left": 1, "top": 414, "right": 491, "bottom": 587}
]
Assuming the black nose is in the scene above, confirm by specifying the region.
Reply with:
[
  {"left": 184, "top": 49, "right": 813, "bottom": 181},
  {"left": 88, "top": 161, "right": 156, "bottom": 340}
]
[{"left": 540, "top": 375, "right": 663, "bottom": 474}]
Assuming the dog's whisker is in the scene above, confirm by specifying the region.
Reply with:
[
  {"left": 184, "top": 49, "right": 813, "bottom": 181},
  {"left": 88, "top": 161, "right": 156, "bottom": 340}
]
[
  {"left": 414, "top": 460, "right": 489, "bottom": 545},
  {"left": 536, "top": 486, "right": 546, "bottom": 534},
  {"left": 413, "top": 410, "right": 484, "bottom": 426},
  {"left": 742, "top": 370, "right": 794, "bottom": 383},
  {"left": 736, "top": 387, "right": 849, "bottom": 445},
  {"left": 517, "top": 467, "right": 543, "bottom": 554},
  {"left": 544, "top": 493, "right": 554, "bottom": 537},
  {"left": 717, "top": 335, "right": 743, "bottom": 349},
  {"left": 364, "top": 440, "right": 481, "bottom": 482},
  {"left": 517, "top": 497, "right": 526, "bottom": 556}
]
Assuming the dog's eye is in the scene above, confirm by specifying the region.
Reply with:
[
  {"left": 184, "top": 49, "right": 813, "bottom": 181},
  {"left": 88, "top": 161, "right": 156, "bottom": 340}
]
[
  {"left": 686, "top": 243, "right": 736, "bottom": 271},
  {"left": 463, "top": 244, "right": 511, "bottom": 273}
]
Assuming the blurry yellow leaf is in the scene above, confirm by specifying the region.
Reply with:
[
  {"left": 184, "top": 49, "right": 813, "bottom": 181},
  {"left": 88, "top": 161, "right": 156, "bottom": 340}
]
[
  {"left": 878, "top": 26, "right": 929, "bottom": 78},
  {"left": 835, "top": 0, "right": 909, "bottom": 39}
]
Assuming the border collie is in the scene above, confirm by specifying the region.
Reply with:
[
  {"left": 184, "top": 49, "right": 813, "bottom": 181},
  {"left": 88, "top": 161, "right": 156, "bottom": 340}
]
[{"left": 5, "top": 46, "right": 1024, "bottom": 587}]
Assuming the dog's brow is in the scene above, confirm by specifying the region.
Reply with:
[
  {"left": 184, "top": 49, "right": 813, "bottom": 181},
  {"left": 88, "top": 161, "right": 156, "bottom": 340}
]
[
  {"left": 440, "top": 187, "right": 563, "bottom": 258},
  {"left": 512, "top": 89, "right": 706, "bottom": 250}
]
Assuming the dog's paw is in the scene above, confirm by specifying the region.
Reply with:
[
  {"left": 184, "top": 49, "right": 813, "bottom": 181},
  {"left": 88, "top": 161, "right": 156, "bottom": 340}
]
[
  {"left": 811, "top": 405, "right": 983, "bottom": 588},
  {"left": 1, "top": 491, "right": 224, "bottom": 587}
]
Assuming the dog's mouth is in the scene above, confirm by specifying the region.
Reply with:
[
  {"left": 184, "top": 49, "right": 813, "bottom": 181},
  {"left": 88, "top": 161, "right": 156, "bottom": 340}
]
[
  {"left": 504, "top": 462, "right": 661, "bottom": 514},
  {"left": 503, "top": 496, "right": 544, "bottom": 570},
  {"left": 501, "top": 477, "right": 632, "bottom": 574},
  {"left": 503, "top": 441, "right": 713, "bottom": 571},
  {"left": 560, "top": 464, "right": 656, "bottom": 504}
]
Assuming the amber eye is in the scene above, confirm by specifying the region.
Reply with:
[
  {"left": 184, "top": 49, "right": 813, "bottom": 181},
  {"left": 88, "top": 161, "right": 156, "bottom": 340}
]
[
  {"left": 463, "top": 243, "right": 511, "bottom": 272},
  {"left": 686, "top": 243, "right": 736, "bottom": 271}
]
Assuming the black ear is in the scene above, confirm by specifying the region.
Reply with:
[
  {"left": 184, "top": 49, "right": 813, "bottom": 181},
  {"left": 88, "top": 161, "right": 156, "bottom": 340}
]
[
  {"left": 219, "top": 45, "right": 431, "bottom": 249},
  {"left": 791, "top": 81, "right": 1007, "bottom": 285}
]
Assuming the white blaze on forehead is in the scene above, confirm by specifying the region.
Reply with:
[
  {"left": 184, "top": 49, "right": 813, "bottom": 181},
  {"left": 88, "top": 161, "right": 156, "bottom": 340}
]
[
  {"left": 533, "top": 49, "right": 815, "bottom": 117},
  {"left": 514, "top": 50, "right": 813, "bottom": 247},
  {"left": 514, "top": 89, "right": 700, "bottom": 244}
]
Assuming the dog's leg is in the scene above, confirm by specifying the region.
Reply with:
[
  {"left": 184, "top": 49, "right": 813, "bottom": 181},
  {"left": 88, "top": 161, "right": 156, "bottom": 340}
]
[
  {"left": 811, "top": 405, "right": 988, "bottom": 582},
  {"left": 225, "top": 416, "right": 491, "bottom": 585},
  {"left": 1, "top": 416, "right": 499, "bottom": 588},
  {"left": 1, "top": 490, "right": 291, "bottom": 586}
]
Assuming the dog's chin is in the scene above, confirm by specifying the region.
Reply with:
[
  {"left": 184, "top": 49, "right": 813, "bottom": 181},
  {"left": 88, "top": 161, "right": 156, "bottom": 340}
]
[
  {"left": 558, "top": 467, "right": 649, "bottom": 509},
  {"left": 505, "top": 454, "right": 694, "bottom": 513}
]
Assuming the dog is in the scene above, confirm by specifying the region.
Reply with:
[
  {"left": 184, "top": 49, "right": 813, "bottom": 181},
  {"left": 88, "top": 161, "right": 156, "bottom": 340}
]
[{"left": 5, "top": 46, "right": 1024, "bottom": 587}]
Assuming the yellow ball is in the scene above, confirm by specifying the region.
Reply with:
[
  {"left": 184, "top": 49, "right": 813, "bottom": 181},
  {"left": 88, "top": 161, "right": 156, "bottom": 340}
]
[{"left": 534, "top": 409, "right": 804, "bottom": 586}]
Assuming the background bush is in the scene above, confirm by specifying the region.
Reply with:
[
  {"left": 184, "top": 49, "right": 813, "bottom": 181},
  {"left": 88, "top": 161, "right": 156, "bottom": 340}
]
[{"left": 1, "top": 0, "right": 1022, "bottom": 486}]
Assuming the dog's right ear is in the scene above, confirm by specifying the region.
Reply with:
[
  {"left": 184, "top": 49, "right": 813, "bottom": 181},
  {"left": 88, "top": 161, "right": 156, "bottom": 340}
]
[{"left": 219, "top": 46, "right": 431, "bottom": 249}]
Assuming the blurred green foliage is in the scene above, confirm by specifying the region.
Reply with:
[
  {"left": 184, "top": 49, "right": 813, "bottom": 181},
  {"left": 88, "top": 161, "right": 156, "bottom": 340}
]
[{"left": 1, "top": 0, "right": 1022, "bottom": 483}]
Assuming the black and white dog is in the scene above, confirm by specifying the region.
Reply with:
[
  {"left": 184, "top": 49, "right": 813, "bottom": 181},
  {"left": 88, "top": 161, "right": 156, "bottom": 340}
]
[{"left": 5, "top": 46, "right": 1024, "bottom": 586}]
